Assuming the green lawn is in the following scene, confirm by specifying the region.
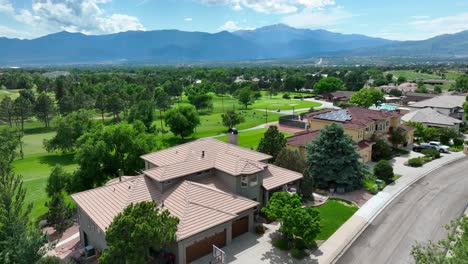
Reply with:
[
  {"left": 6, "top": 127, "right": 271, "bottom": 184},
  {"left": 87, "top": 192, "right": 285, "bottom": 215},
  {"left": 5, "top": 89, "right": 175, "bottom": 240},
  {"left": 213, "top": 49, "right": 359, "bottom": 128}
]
[
  {"left": 315, "top": 198, "right": 358, "bottom": 240},
  {"left": 0, "top": 89, "right": 21, "bottom": 100},
  {"left": 12, "top": 131, "right": 78, "bottom": 221},
  {"left": 217, "top": 128, "right": 292, "bottom": 149}
]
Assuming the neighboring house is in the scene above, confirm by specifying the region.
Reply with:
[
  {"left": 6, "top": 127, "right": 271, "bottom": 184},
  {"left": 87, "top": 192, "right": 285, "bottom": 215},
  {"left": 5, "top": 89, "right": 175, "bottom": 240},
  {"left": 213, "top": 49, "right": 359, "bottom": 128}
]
[
  {"left": 287, "top": 107, "right": 414, "bottom": 162},
  {"left": 407, "top": 95, "right": 466, "bottom": 123},
  {"left": 401, "top": 92, "right": 437, "bottom": 105},
  {"left": 323, "top": 91, "right": 355, "bottom": 103},
  {"left": 402, "top": 107, "right": 463, "bottom": 131},
  {"left": 286, "top": 130, "right": 375, "bottom": 163},
  {"left": 71, "top": 138, "right": 302, "bottom": 264}
]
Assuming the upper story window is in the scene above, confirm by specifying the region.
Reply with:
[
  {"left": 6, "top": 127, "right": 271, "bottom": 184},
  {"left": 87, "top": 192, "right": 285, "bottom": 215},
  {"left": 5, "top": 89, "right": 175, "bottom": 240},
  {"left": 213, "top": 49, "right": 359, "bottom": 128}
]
[
  {"left": 358, "top": 130, "right": 363, "bottom": 139},
  {"left": 241, "top": 176, "right": 248, "bottom": 187},
  {"left": 250, "top": 175, "right": 258, "bottom": 187}
]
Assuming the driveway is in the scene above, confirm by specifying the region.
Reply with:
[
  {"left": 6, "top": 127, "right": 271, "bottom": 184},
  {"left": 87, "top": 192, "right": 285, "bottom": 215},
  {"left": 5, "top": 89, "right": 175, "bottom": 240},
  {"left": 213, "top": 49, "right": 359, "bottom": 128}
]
[
  {"left": 336, "top": 156, "right": 468, "bottom": 264},
  {"left": 192, "top": 223, "right": 318, "bottom": 264}
]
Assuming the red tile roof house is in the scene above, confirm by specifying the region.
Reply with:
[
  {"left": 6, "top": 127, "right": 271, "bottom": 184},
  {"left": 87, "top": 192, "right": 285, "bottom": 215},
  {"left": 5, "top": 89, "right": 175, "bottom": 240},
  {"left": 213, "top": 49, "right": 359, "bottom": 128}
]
[
  {"left": 71, "top": 138, "right": 302, "bottom": 264},
  {"left": 286, "top": 107, "right": 415, "bottom": 163}
]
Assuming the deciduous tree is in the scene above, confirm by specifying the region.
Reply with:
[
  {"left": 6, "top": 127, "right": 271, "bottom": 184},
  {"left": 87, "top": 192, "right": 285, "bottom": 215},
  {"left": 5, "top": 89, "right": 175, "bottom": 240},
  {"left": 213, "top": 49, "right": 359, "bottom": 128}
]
[
  {"left": 349, "top": 88, "right": 385, "bottom": 107},
  {"left": 313, "top": 77, "right": 343, "bottom": 94},
  {"left": 238, "top": 87, "right": 253, "bottom": 109},
  {"left": 0, "top": 96, "right": 14, "bottom": 127},
  {"left": 100, "top": 201, "right": 179, "bottom": 264},
  {"left": 34, "top": 93, "right": 55, "bottom": 128},
  {"left": 257, "top": 126, "right": 286, "bottom": 162},
  {"left": 164, "top": 106, "right": 200, "bottom": 139},
  {"left": 221, "top": 110, "right": 245, "bottom": 129}
]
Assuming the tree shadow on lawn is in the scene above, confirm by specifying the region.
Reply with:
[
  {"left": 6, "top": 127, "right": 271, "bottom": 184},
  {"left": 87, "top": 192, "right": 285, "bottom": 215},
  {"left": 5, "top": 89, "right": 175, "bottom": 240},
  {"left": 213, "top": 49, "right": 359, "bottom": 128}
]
[{"left": 38, "top": 153, "right": 76, "bottom": 167}]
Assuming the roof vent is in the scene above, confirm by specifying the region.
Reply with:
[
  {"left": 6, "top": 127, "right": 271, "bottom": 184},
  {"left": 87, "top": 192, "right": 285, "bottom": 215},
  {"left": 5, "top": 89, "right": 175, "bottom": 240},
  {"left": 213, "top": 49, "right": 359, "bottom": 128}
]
[
  {"left": 161, "top": 200, "right": 165, "bottom": 208},
  {"left": 202, "top": 150, "right": 205, "bottom": 158}
]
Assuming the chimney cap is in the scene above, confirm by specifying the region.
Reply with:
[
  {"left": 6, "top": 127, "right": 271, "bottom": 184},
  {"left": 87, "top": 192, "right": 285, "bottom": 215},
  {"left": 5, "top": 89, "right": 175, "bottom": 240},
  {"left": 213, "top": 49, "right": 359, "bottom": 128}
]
[{"left": 228, "top": 127, "right": 238, "bottom": 134}]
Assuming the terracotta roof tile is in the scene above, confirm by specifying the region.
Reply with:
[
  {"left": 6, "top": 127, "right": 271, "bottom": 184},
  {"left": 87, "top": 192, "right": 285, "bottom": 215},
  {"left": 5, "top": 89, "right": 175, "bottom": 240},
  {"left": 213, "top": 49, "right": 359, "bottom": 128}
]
[
  {"left": 262, "top": 165, "right": 303, "bottom": 191},
  {"left": 72, "top": 176, "right": 258, "bottom": 241},
  {"left": 286, "top": 130, "right": 321, "bottom": 147}
]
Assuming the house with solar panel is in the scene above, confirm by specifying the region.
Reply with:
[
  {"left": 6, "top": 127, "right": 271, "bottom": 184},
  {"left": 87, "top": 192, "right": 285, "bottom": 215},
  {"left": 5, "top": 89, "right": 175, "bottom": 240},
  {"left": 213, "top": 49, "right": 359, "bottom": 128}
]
[
  {"left": 71, "top": 137, "right": 303, "bottom": 264},
  {"left": 286, "top": 107, "right": 415, "bottom": 163}
]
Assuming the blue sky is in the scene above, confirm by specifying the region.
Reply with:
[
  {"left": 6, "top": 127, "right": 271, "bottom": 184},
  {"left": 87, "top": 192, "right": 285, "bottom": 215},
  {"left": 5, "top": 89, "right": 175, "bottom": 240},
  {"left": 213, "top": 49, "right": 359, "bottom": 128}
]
[{"left": 0, "top": 0, "right": 467, "bottom": 40}]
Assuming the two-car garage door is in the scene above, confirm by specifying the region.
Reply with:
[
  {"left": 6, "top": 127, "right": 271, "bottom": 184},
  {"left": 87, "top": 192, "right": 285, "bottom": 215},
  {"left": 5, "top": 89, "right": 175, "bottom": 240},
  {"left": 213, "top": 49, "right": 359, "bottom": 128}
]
[{"left": 186, "top": 230, "right": 226, "bottom": 263}]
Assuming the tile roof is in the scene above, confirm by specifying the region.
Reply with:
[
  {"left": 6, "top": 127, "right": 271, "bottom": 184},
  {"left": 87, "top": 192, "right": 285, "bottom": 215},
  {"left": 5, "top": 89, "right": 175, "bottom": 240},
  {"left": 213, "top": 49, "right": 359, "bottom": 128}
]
[
  {"left": 409, "top": 95, "right": 465, "bottom": 109},
  {"left": 71, "top": 176, "right": 258, "bottom": 241},
  {"left": 262, "top": 165, "right": 303, "bottom": 191},
  {"left": 286, "top": 130, "right": 321, "bottom": 147},
  {"left": 402, "top": 108, "right": 462, "bottom": 126},
  {"left": 142, "top": 138, "right": 271, "bottom": 181},
  {"left": 307, "top": 107, "right": 403, "bottom": 129},
  {"left": 357, "top": 140, "right": 375, "bottom": 150}
]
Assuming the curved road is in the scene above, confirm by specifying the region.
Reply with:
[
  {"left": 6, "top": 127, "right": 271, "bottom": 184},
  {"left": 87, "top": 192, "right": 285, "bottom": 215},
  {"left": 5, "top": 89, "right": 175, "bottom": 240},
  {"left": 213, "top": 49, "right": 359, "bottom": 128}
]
[{"left": 337, "top": 158, "right": 468, "bottom": 264}]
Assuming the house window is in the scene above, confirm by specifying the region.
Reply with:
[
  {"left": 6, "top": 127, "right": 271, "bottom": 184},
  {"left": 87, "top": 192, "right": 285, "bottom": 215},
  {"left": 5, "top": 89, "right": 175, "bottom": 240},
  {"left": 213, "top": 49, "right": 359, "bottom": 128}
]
[
  {"left": 241, "top": 176, "right": 248, "bottom": 187},
  {"left": 250, "top": 175, "right": 258, "bottom": 186}
]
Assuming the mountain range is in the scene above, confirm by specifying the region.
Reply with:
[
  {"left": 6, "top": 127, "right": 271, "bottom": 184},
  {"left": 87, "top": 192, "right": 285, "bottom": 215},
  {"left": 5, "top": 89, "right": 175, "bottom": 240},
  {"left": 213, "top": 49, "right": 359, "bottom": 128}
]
[{"left": 0, "top": 24, "right": 466, "bottom": 65}]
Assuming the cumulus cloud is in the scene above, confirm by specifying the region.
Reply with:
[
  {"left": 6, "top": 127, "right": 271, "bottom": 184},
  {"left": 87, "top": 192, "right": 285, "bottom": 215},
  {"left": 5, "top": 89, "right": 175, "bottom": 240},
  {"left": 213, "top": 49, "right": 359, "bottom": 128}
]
[
  {"left": 184, "top": 17, "right": 193, "bottom": 21},
  {"left": 0, "top": 0, "right": 13, "bottom": 14},
  {"left": 4, "top": 0, "right": 145, "bottom": 38},
  {"left": 282, "top": 6, "right": 351, "bottom": 28},
  {"left": 219, "top": 20, "right": 255, "bottom": 31},
  {"left": 204, "top": 0, "right": 335, "bottom": 14}
]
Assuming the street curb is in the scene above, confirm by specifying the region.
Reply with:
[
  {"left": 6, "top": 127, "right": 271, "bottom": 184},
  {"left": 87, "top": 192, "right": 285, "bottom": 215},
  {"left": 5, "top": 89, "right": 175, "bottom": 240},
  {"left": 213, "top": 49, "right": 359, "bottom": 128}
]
[{"left": 331, "top": 154, "right": 468, "bottom": 264}]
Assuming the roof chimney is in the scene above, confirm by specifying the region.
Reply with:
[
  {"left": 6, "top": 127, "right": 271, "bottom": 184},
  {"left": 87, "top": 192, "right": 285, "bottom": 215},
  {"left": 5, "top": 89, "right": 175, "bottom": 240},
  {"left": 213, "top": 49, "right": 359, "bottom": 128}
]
[
  {"left": 228, "top": 127, "right": 238, "bottom": 145},
  {"left": 118, "top": 169, "right": 123, "bottom": 182}
]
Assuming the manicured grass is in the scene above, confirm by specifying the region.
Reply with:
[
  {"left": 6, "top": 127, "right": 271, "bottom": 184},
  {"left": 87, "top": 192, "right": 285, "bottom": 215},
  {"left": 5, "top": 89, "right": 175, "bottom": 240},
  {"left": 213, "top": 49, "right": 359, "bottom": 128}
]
[
  {"left": 315, "top": 198, "right": 358, "bottom": 240},
  {"left": 12, "top": 132, "right": 78, "bottom": 221},
  {"left": 217, "top": 128, "right": 292, "bottom": 149},
  {"left": 0, "top": 89, "right": 20, "bottom": 100}
]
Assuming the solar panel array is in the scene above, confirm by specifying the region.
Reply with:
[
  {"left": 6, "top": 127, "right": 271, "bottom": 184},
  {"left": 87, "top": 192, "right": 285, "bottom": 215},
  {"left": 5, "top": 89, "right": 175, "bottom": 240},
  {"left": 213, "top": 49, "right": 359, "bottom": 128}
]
[{"left": 314, "top": 109, "right": 352, "bottom": 122}]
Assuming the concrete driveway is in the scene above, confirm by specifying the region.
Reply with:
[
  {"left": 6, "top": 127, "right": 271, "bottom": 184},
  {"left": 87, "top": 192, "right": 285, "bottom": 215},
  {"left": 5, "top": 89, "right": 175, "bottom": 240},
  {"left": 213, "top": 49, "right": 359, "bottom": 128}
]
[{"left": 192, "top": 223, "right": 318, "bottom": 264}]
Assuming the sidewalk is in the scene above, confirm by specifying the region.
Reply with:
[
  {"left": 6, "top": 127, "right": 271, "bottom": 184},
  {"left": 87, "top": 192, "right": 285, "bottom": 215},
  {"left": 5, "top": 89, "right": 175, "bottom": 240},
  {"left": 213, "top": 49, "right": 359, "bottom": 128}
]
[{"left": 315, "top": 151, "right": 467, "bottom": 264}]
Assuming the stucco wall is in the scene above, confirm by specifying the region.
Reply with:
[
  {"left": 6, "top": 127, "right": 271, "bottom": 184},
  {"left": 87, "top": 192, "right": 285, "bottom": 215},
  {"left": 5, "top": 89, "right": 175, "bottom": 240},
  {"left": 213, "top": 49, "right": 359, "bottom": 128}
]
[
  {"left": 358, "top": 147, "right": 372, "bottom": 163},
  {"left": 77, "top": 206, "right": 108, "bottom": 252},
  {"left": 235, "top": 171, "right": 263, "bottom": 203},
  {"left": 176, "top": 209, "right": 254, "bottom": 264}
]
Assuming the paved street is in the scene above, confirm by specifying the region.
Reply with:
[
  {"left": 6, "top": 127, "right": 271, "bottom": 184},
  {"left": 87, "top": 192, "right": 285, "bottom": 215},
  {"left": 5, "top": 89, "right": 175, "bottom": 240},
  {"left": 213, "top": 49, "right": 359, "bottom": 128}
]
[{"left": 336, "top": 157, "right": 468, "bottom": 264}]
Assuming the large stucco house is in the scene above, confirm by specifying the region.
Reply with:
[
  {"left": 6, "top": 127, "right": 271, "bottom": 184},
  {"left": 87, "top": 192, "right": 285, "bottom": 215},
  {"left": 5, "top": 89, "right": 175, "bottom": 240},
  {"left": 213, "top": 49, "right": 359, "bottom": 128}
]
[
  {"left": 407, "top": 95, "right": 466, "bottom": 123},
  {"left": 286, "top": 107, "right": 415, "bottom": 163},
  {"left": 71, "top": 138, "right": 302, "bottom": 264}
]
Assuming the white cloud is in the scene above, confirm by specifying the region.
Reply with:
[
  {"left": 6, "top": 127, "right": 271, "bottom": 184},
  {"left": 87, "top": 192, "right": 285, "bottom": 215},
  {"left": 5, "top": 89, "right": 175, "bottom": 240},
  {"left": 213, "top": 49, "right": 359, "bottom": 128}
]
[
  {"left": 410, "top": 12, "right": 468, "bottom": 36},
  {"left": 410, "top": 15, "right": 429, "bottom": 19},
  {"left": 3, "top": 0, "right": 145, "bottom": 38},
  {"left": 373, "top": 12, "right": 468, "bottom": 40},
  {"left": 0, "top": 25, "right": 34, "bottom": 39},
  {"left": 282, "top": 6, "right": 351, "bottom": 28},
  {"left": 219, "top": 20, "right": 255, "bottom": 31},
  {"left": 204, "top": 0, "right": 335, "bottom": 14},
  {"left": 0, "top": 0, "right": 13, "bottom": 14},
  {"left": 184, "top": 17, "right": 193, "bottom": 21}
]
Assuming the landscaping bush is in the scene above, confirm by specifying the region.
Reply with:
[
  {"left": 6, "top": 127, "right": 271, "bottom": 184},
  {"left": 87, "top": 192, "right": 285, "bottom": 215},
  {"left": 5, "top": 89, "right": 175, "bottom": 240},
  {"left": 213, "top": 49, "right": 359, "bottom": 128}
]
[
  {"left": 282, "top": 93, "right": 291, "bottom": 99},
  {"left": 294, "top": 238, "right": 308, "bottom": 250},
  {"left": 453, "top": 137, "right": 464, "bottom": 146},
  {"left": 255, "top": 225, "right": 266, "bottom": 235},
  {"left": 408, "top": 157, "right": 424, "bottom": 167},
  {"left": 274, "top": 238, "right": 292, "bottom": 251},
  {"left": 291, "top": 248, "right": 309, "bottom": 259},
  {"left": 373, "top": 160, "right": 394, "bottom": 183},
  {"left": 422, "top": 156, "right": 432, "bottom": 163},
  {"left": 371, "top": 136, "right": 393, "bottom": 161},
  {"left": 421, "top": 149, "right": 440, "bottom": 159}
]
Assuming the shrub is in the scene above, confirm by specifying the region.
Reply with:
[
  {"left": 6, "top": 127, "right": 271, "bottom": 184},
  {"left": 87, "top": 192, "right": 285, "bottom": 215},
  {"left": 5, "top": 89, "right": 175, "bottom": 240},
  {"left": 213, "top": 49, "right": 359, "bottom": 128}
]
[
  {"left": 423, "top": 156, "right": 432, "bottom": 163},
  {"left": 453, "top": 137, "right": 464, "bottom": 146},
  {"left": 255, "top": 225, "right": 266, "bottom": 235},
  {"left": 408, "top": 157, "right": 424, "bottom": 167},
  {"left": 291, "top": 248, "right": 309, "bottom": 259},
  {"left": 294, "top": 238, "right": 308, "bottom": 250},
  {"left": 371, "top": 136, "right": 393, "bottom": 161},
  {"left": 282, "top": 93, "right": 291, "bottom": 99},
  {"left": 373, "top": 160, "right": 394, "bottom": 183},
  {"left": 421, "top": 149, "right": 440, "bottom": 159},
  {"left": 273, "top": 238, "right": 292, "bottom": 251}
]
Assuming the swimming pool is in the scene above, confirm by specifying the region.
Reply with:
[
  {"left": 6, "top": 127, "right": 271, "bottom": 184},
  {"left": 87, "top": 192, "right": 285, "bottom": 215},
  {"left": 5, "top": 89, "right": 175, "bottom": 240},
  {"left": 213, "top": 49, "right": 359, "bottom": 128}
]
[{"left": 374, "top": 104, "right": 397, "bottom": 111}]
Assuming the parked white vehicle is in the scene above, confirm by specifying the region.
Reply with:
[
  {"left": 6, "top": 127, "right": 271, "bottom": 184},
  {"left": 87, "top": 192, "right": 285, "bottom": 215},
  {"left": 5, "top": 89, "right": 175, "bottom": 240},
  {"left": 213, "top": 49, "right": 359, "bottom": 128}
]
[{"left": 428, "top": 141, "right": 450, "bottom": 153}]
